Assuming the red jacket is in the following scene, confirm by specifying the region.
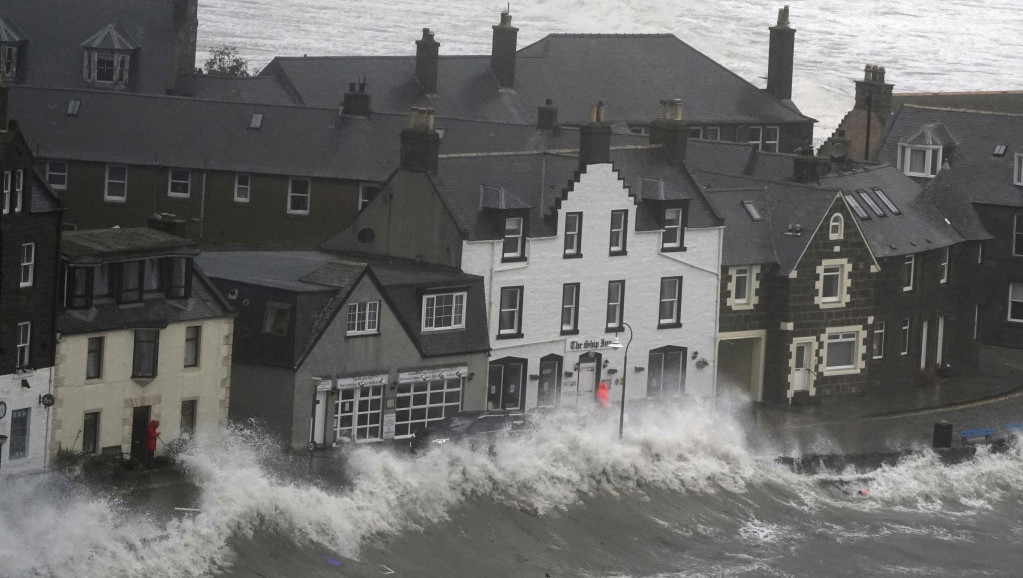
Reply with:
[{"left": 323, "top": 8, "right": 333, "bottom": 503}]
[
  {"left": 597, "top": 383, "right": 610, "bottom": 408},
  {"left": 145, "top": 420, "right": 160, "bottom": 451}
]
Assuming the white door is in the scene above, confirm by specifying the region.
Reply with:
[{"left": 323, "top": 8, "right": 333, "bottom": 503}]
[
  {"left": 793, "top": 342, "right": 813, "bottom": 392},
  {"left": 577, "top": 362, "right": 597, "bottom": 403},
  {"left": 920, "top": 320, "right": 929, "bottom": 370},
  {"left": 936, "top": 316, "right": 945, "bottom": 366},
  {"left": 312, "top": 391, "right": 327, "bottom": 445}
]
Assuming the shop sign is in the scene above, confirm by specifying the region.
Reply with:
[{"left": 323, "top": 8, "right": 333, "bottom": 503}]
[
  {"left": 316, "top": 379, "right": 333, "bottom": 392},
  {"left": 398, "top": 366, "right": 468, "bottom": 384},
  {"left": 337, "top": 373, "right": 389, "bottom": 389},
  {"left": 568, "top": 337, "right": 616, "bottom": 351}
]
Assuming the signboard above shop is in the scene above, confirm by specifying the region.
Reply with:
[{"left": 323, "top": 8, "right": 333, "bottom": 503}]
[
  {"left": 567, "top": 337, "right": 617, "bottom": 352},
  {"left": 398, "top": 366, "right": 469, "bottom": 384},
  {"left": 337, "top": 374, "right": 389, "bottom": 389}
]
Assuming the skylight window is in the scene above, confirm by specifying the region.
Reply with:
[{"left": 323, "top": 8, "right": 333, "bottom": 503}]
[
  {"left": 66, "top": 99, "right": 81, "bottom": 116},
  {"left": 872, "top": 188, "right": 901, "bottom": 215},
  {"left": 641, "top": 177, "right": 664, "bottom": 198},
  {"left": 994, "top": 145, "right": 1007, "bottom": 157},
  {"left": 249, "top": 113, "right": 263, "bottom": 129},
  {"left": 742, "top": 201, "right": 763, "bottom": 222},
  {"left": 858, "top": 190, "right": 885, "bottom": 217},
  {"left": 844, "top": 194, "right": 870, "bottom": 220}
]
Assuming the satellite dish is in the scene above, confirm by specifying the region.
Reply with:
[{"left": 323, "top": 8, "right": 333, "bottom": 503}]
[
  {"left": 40, "top": 393, "right": 56, "bottom": 408},
  {"left": 830, "top": 142, "right": 848, "bottom": 161}
]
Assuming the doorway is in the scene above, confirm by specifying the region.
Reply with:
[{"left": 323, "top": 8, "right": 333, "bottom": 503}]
[
  {"left": 311, "top": 390, "right": 327, "bottom": 446},
  {"left": 537, "top": 355, "right": 562, "bottom": 409},
  {"left": 130, "top": 405, "right": 151, "bottom": 461},
  {"left": 488, "top": 357, "right": 526, "bottom": 410},
  {"left": 920, "top": 320, "right": 929, "bottom": 370},
  {"left": 791, "top": 340, "right": 815, "bottom": 396},
  {"left": 334, "top": 386, "right": 383, "bottom": 442},
  {"left": 576, "top": 351, "right": 602, "bottom": 403}
]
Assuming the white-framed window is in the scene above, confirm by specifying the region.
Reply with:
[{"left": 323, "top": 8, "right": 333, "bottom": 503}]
[
  {"left": 903, "top": 254, "right": 915, "bottom": 291},
  {"left": 940, "top": 246, "right": 950, "bottom": 283},
  {"left": 183, "top": 325, "right": 201, "bottom": 368},
  {"left": 606, "top": 280, "right": 625, "bottom": 330},
  {"left": 705, "top": 126, "right": 721, "bottom": 141},
  {"left": 168, "top": 168, "right": 191, "bottom": 198},
  {"left": 2, "top": 170, "right": 10, "bottom": 214},
  {"left": 1009, "top": 283, "right": 1023, "bottom": 322},
  {"left": 829, "top": 213, "right": 844, "bottom": 239},
  {"left": 845, "top": 194, "right": 869, "bottom": 219},
  {"left": 358, "top": 182, "right": 381, "bottom": 212},
  {"left": 502, "top": 217, "right": 525, "bottom": 260},
  {"left": 872, "top": 322, "right": 885, "bottom": 359},
  {"left": 16, "top": 321, "right": 30, "bottom": 370},
  {"left": 0, "top": 44, "right": 17, "bottom": 78},
  {"left": 688, "top": 127, "right": 703, "bottom": 139},
  {"left": 825, "top": 331, "right": 858, "bottom": 370},
  {"left": 858, "top": 191, "right": 884, "bottom": 217},
  {"left": 564, "top": 212, "right": 582, "bottom": 257},
  {"left": 287, "top": 177, "right": 310, "bottom": 215},
  {"left": 898, "top": 144, "right": 942, "bottom": 178},
  {"left": 561, "top": 283, "right": 579, "bottom": 333},
  {"left": 346, "top": 301, "right": 380, "bottom": 335},
  {"left": 662, "top": 208, "right": 684, "bottom": 249},
  {"left": 1014, "top": 215, "right": 1023, "bottom": 256},
  {"left": 748, "top": 126, "right": 763, "bottom": 151},
  {"left": 13, "top": 169, "right": 22, "bottom": 213},
  {"left": 19, "top": 243, "right": 34, "bottom": 288},
  {"left": 104, "top": 165, "right": 127, "bottom": 202},
  {"left": 46, "top": 161, "right": 68, "bottom": 190},
  {"left": 422, "top": 292, "right": 466, "bottom": 331},
  {"left": 234, "top": 173, "right": 251, "bottom": 203},
  {"left": 132, "top": 329, "right": 159, "bottom": 378},
  {"left": 609, "top": 210, "right": 628, "bottom": 254},
  {"left": 498, "top": 286, "right": 523, "bottom": 336},
  {"left": 873, "top": 188, "right": 901, "bottom": 214},
  {"left": 1014, "top": 153, "right": 1023, "bottom": 186},
  {"left": 901, "top": 318, "right": 911, "bottom": 355},
  {"left": 658, "top": 277, "right": 683, "bottom": 326},
  {"left": 735, "top": 267, "right": 750, "bottom": 304},
  {"left": 394, "top": 377, "right": 462, "bottom": 438},
  {"left": 84, "top": 50, "right": 129, "bottom": 85},
  {"left": 86, "top": 336, "right": 104, "bottom": 379},
  {"left": 978, "top": 242, "right": 985, "bottom": 264},
  {"left": 742, "top": 200, "right": 763, "bottom": 221},
  {"left": 821, "top": 264, "right": 842, "bottom": 302},
  {"left": 762, "top": 126, "right": 780, "bottom": 153},
  {"left": 262, "top": 302, "right": 291, "bottom": 336}
]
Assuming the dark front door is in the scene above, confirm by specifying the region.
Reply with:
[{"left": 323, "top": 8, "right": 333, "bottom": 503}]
[
  {"left": 130, "top": 405, "right": 151, "bottom": 461},
  {"left": 537, "top": 355, "right": 562, "bottom": 409},
  {"left": 488, "top": 358, "right": 526, "bottom": 410}
]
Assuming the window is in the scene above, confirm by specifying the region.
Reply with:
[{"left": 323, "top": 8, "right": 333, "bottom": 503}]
[
  {"left": 994, "top": 145, "right": 1007, "bottom": 157},
  {"left": 86, "top": 336, "right": 104, "bottom": 379},
  {"left": 688, "top": 127, "right": 703, "bottom": 139},
  {"left": 979, "top": 242, "right": 985, "bottom": 265},
  {"left": 346, "top": 301, "right": 380, "bottom": 335},
  {"left": 9, "top": 408, "right": 29, "bottom": 460},
  {"left": 872, "top": 322, "right": 885, "bottom": 359},
  {"left": 502, "top": 217, "right": 525, "bottom": 260},
  {"left": 742, "top": 201, "right": 763, "bottom": 221},
  {"left": 358, "top": 182, "right": 381, "bottom": 212},
  {"left": 168, "top": 257, "right": 190, "bottom": 299},
  {"left": 19, "top": 243, "right": 34, "bottom": 288},
  {"left": 898, "top": 144, "right": 941, "bottom": 178},
  {"left": 873, "top": 188, "right": 901, "bottom": 214},
  {"left": 180, "top": 400, "right": 197, "bottom": 437},
  {"left": 46, "top": 161, "right": 68, "bottom": 190},
  {"left": 288, "top": 178, "right": 310, "bottom": 215},
  {"left": 84, "top": 50, "right": 129, "bottom": 85},
  {"left": 901, "top": 318, "right": 911, "bottom": 355},
  {"left": 748, "top": 126, "right": 763, "bottom": 151},
  {"left": 858, "top": 191, "right": 884, "bottom": 217},
  {"left": 734, "top": 267, "right": 750, "bottom": 304},
  {"left": 132, "top": 329, "right": 159, "bottom": 378},
  {"left": 845, "top": 194, "right": 869, "bottom": 219},
  {"left": 184, "top": 325, "right": 201, "bottom": 368},
  {"left": 93, "top": 264, "right": 109, "bottom": 297},
  {"left": 234, "top": 174, "right": 250, "bottom": 203},
  {"left": 825, "top": 332, "right": 858, "bottom": 369},
  {"left": 0, "top": 44, "right": 17, "bottom": 78},
  {"left": 488, "top": 358, "right": 526, "bottom": 410},
  {"left": 167, "top": 169, "right": 191, "bottom": 198},
  {"left": 422, "top": 292, "right": 466, "bottom": 331},
  {"left": 762, "top": 126, "right": 780, "bottom": 153},
  {"left": 66, "top": 99, "right": 81, "bottom": 116},
  {"left": 83, "top": 412, "right": 100, "bottom": 454},
  {"left": 647, "top": 347, "right": 685, "bottom": 398},
  {"left": 1015, "top": 215, "right": 1023, "bottom": 256},
  {"left": 16, "top": 322, "right": 30, "bottom": 370},
  {"left": 143, "top": 259, "right": 162, "bottom": 292},
  {"left": 662, "top": 208, "right": 684, "bottom": 250},
  {"left": 829, "top": 214, "right": 843, "bottom": 239},
  {"left": 606, "top": 280, "right": 625, "bottom": 331},
  {"left": 561, "top": 283, "right": 579, "bottom": 334},
  {"left": 903, "top": 255, "right": 915, "bottom": 291},
  {"left": 940, "top": 247, "right": 950, "bottom": 283},
  {"left": 659, "top": 277, "right": 683, "bottom": 327},
  {"left": 66, "top": 266, "right": 91, "bottom": 309},
  {"left": 2, "top": 170, "right": 9, "bottom": 214},
  {"left": 335, "top": 386, "right": 384, "bottom": 441},
  {"left": 498, "top": 287, "right": 524, "bottom": 337},
  {"left": 609, "top": 210, "right": 628, "bottom": 254},
  {"left": 705, "top": 127, "right": 720, "bottom": 141},
  {"left": 104, "top": 165, "right": 127, "bottom": 202},
  {"left": 1009, "top": 283, "right": 1023, "bottom": 322},
  {"left": 564, "top": 212, "right": 582, "bottom": 257},
  {"left": 13, "top": 169, "right": 22, "bottom": 213},
  {"left": 1014, "top": 153, "right": 1023, "bottom": 186},
  {"left": 262, "top": 302, "right": 291, "bottom": 336},
  {"left": 119, "top": 260, "right": 142, "bottom": 303},
  {"left": 248, "top": 113, "right": 263, "bottom": 130},
  {"left": 821, "top": 265, "right": 843, "bottom": 302},
  {"left": 394, "top": 376, "right": 462, "bottom": 437}
]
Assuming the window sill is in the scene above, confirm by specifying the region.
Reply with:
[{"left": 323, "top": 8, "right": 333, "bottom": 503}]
[
  {"left": 496, "top": 332, "right": 523, "bottom": 340},
  {"left": 421, "top": 326, "right": 466, "bottom": 333},
  {"left": 560, "top": 328, "right": 579, "bottom": 336},
  {"left": 563, "top": 253, "right": 583, "bottom": 259},
  {"left": 606, "top": 325, "right": 624, "bottom": 334},
  {"left": 103, "top": 198, "right": 128, "bottom": 204},
  {"left": 501, "top": 256, "right": 527, "bottom": 264},
  {"left": 182, "top": 366, "right": 201, "bottom": 372},
  {"left": 660, "top": 246, "right": 687, "bottom": 253},
  {"left": 609, "top": 250, "right": 628, "bottom": 257},
  {"left": 821, "top": 366, "right": 861, "bottom": 377},
  {"left": 165, "top": 195, "right": 192, "bottom": 203},
  {"left": 346, "top": 331, "right": 381, "bottom": 338},
  {"left": 902, "top": 288, "right": 913, "bottom": 292},
  {"left": 286, "top": 212, "right": 311, "bottom": 219},
  {"left": 657, "top": 322, "right": 683, "bottom": 329},
  {"left": 233, "top": 200, "right": 252, "bottom": 206},
  {"left": 131, "top": 377, "right": 156, "bottom": 385}
]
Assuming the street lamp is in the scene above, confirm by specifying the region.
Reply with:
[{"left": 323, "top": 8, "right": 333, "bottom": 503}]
[{"left": 609, "top": 322, "right": 633, "bottom": 440}]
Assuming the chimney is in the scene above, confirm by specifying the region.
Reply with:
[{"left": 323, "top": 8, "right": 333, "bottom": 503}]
[
  {"left": 147, "top": 213, "right": 190, "bottom": 238},
  {"left": 792, "top": 147, "right": 827, "bottom": 184},
  {"left": 578, "top": 101, "right": 611, "bottom": 168},
  {"left": 400, "top": 107, "right": 441, "bottom": 172},
  {"left": 537, "top": 99, "right": 558, "bottom": 130},
  {"left": 766, "top": 5, "right": 796, "bottom": 101},
  {"left": 649, "top": 98, "right": 688, "bottom": 163},
  {"left": 490, "top": 11, "right": 518, "bottom": 89},
  {"left": 415, "top": 28, "right": 440, "bottom": 94},
  {"left": 854, "top": 64, "right": 894, "bottom": 116},
  {"left": 342, "top": 77, "right": 371, "bottom": 116}
]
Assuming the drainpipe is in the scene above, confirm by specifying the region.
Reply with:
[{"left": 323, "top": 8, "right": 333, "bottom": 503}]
[{"left": 199, "top": 169, "right": 207, "bottom": 240}]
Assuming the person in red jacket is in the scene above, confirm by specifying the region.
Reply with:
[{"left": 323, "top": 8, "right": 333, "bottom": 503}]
[
  {"left": 597, "top": 382, "right": 610, "bottom": 409},
  {"left": 144, "top": 420, "right": 160, "bottom": 466}
]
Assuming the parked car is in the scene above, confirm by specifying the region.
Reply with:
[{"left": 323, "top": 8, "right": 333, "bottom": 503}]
[{"left": 409, "top": 410, "right": 527, "bottom": 453}]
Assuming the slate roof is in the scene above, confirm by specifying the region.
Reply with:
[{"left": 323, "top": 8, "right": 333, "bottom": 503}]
[
  {"left": 0, "top": 125, "right": 62, "bottom": 214},
  {"left": 0, "top": 0, "right": 180, "bottom": 93},
  {"left": 176, "top": 75, "right": 301, "bottom": 106},
  {"left": 61, "top": 227, "right": 198, "bottom": 263},
  {"left": 879, "top": 105, "right": 1023, "bottom": 208},
  {"left": 261, "top": 33, "right": 814, "bottom": 126},
  {"left": 892, "top": 91, "right": 1023, "bottom": 115}
]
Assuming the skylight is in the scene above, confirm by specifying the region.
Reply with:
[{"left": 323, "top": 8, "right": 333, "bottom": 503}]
[
  {"left": 858, "top": 190, "right": 885, "bottom": 217},
  {"left": 994, "top": 145, "right": 1007, "bottom": 157},
  {"left": 66, "top": 99, "right": 81, "bottom": 116},
  {"left": 844, "top": 194, "right": 870, "bottom": 220},
  {"left": 249, "top": 113, "right": 264, "bottom": 129},
  {"left": 872, "top": 188, "right": 901, "bottom": 215},
  {"left": 742, "top": 201, "right": 762, "bottom": 222}
]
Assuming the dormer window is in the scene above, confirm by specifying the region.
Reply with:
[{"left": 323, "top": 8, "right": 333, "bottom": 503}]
[
  {"left": 1015, "top": 153, "right": 1023, "bottom": 186},
  {"left": 0, "top": 44, "right": 17, "bottom": 80},
  {"left": 502, "top": 216, "right": 525, "bottom": 261},
  {"left": 829, "top": 213, "right": 844, "bottom": 239},
  {"left": 898, "top": 145, "right": 941, "bottom": 177},
  {"left": 81, "top": 23, "right": 138, "bottom": 89}
]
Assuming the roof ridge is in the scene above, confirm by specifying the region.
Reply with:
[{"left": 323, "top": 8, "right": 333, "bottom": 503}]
[
  {"left": 902, "top": 104, "right": 1023, "bottom": 118},
  {"left": 895, "top": 90, "right": 1023, "bottom": 97}
]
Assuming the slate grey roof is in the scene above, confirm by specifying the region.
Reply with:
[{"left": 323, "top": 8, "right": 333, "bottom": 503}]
[
  {"left": 62, "top": 227, "right": 198, "bottom": 263},
  {"left": 0, "top": 125, "right": 62, "bottom": 213},
  {"left": 0, "top": 16, "right": 25, "bottom": 42},
  {"left": 892, "top": 92, "right": 1023, "bottom": 115},
  {"left": 879, "top": 105, "right": 1023, "bottom": 208},
  {"left": 196, "top": 251, "right": 358, "bottom": 293},
  {"left": 81, "top": 23, "right": 138, "bottom": 50},
  {"left": 177, "top": 75, "right": 301, "bottom": 106},
  {"left": 0, "top": 0, "right": 180, "bottom": 93},
  {"left": 922, "top": 165, "right": 991, "bottom": 242},
  {"left": 261, "top": 33, "right": 814, "bottom": 126}
]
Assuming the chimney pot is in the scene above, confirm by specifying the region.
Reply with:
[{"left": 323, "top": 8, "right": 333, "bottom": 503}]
[
  {"left": 343, "top": 79, "right": 372, "bottom": 116},
  {"left": 579, "top": 101, "right": 612, "bottom": 168},
  {"left": 400, "top": 107, "right": 441, "bottom": 172},
  {"left": 415, "top": 27, "right": 441, "bottom": 94},
  {"left": 491, "top": 10, "right": 519, "bottom": 88},
  {"left": 649, "top": 97, "right": 688, "bottom": 164},
  {"left": 537, "top": 99, "right": 558, "bottom": 130},
  {"left": 766, "top": 6, "right": 796, "bottom": 100}
]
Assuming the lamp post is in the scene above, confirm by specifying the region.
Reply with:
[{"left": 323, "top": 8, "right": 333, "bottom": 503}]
[
  {"left": 609, "top": 321, "right": 633, "bottom": 440},
  {"left": 0, "top": 434, "right": 7, "bottom": 474}
]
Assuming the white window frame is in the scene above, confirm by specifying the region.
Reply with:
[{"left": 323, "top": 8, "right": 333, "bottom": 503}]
[
  {"left": 898, "top": 144, "right": 942, "bottom": 178},
  {"left": 1014, "top": 215, "right": 1023, "bottom": 257},
  {"left": 104, "top": 165, "right": 127, "bottom": 202},
  {"left": 606, "top": 280, "right": 625, "bottom": 330},
  {"left": 903, "top": 254, "right": 915, "bottom": 292},
  {"left": 46, "top": 161, "right": 68, "bottom": 190},
  {"left": 901, "top": 318, "right": 911, "bottom": 355},
  {"left": 662, "top": 208, "right": 683, "bottom": 249},
  {"left": 287, "top": 177, "right": 310, "bottom": 215},
  {"left": 13, "top": 169, "right": 23, "bottom": 213},
  {"left": 1014, "top": 153, "right": 1023, "bottom": 186},
  {"left": 748, "top": 126, "right": 763, "bottom": 151},
  {"left": 815, "top": 258, "right": 850, "bottom": 309},
  {"left": 234, "top": 173, "right": 251, "bottom": 203},
  {"left": 167, "top": 168, "right": 191, "bottom": 198},
  {"left": 502, "top": 216, "right": 525, "bottom": 260},
  {"left": 564, "top": 212, "right": 582, "bottom": 257},
  {"left": 0, "top": 44, "right": 17, "bottom": 78},
  {"left": 16, "top": 321, "right": 30, "bottom": 370},
  {"left": 609, "top": 210, "right": 628, "bottom": 253},
  {"left": 658, "top": 277, "right": 682, "bottom": 326},
  {"left": 2, "top": 170, "right": 10, "bottom": 214},
  {"left": 939, "top": 246, "right": 949, "bottom": 283},
  {"left": 358, "top": 182, "right": 381, "bottom": 212},
  {"left": 705, "top": 126, "right": 721, "bottom": 141},
  {"left": 262, "top": 302, "right": 291, "bottom": 336},
  {"left": 497, "top": 287, "right": 523, "bottom": 336},
  {"left": 20, "top": 242, "right": 34, "bottom": 288},
  {"left": 346, "top": 301, "right": 380, "bottom": 335},
  {"left": 734, "top": 267, "right": 750, "bottom": 304},
  {"left": 763, "top": 126, "right": 780, "bottom": 153},
  {"left": 561, "top": 283, "right": 579, "bottom": 333},
  {"left": 820, "top": 265, "right": 842, "bottom": 302},
  {"left": 872, "top": 322, "right": 885, "bottom": 359},
  {"left": 829, "top": 213, "right": 843, "bottom": 240},
  {"left": 85, "top": 50, "right": 129, "bottom": 85},
  {"left": 422, "top": 292, "right": 466, "bottom": 332},
  {"left": 688, "top": 127, "right": 703, "bottom": 139},
  {"left": 824, "top": 330, "right": 860, "bottom": 372},
  {"left": 1009, "top": 283, "right": 1023, "bottom": 323}
]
